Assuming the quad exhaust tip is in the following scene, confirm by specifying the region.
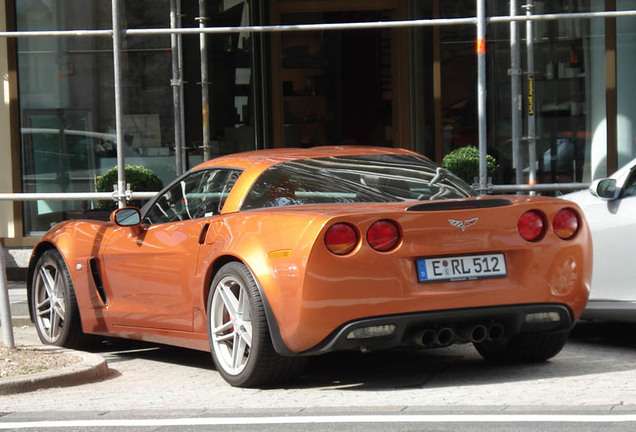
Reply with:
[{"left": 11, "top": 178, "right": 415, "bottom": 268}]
[
  {"left": 415, "top": 323, "right": 505, "bottom": 348},
  {"left": 415, "top": 327, "right": 455, "bottom": 348}
]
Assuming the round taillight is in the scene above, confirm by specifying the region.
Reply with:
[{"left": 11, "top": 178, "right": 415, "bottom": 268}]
[
  {"left": 518, "top": 210, "right": 545, "bottom": 242},
  {"left": 367, "top": 220, "right": 401, "bottom": 252},
  {"left": 325, "top": 223, "right": 358, "bottom": 255},
  {"left": 553, "top": 208, "right": 579, "bottom": 240}
]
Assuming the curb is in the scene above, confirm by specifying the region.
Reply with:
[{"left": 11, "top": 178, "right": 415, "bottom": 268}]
[{"left": 0, "top": 349, "right": 110, "bottom": 395}]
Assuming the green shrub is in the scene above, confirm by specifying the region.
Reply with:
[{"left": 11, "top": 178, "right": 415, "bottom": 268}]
[
  {"left": 442, "top": 146, "right": 497, "bottom": 185},
  {"left": 96, "top": 165, "right": 163, "bottom": 210}
]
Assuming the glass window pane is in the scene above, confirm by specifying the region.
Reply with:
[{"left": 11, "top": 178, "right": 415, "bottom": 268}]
[
  {"left": 616, "top": 1, "right": 636, "bottom": 172},
  {"left": 16, "top": 0, "right": 119, "bottom": 235},
  {"left": 143, "top": 169, "right": 241, "bottom": 224},
  {"left": 242, "top": 154, "right": 475, "bottom": 210},
  {"left": 180, "top": 0, "right": 258, "bottom": 163}
]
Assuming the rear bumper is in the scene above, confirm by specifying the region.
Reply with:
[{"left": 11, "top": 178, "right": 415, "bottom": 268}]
[{"left": 299, "top": 303, "right": 573, "bottom": 355}]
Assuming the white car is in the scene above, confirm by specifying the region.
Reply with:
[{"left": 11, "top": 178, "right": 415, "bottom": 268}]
[{"left": 563, "top": 159, "right": 636, "bottom": 322}]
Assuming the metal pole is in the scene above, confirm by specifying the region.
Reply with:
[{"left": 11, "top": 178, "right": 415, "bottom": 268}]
[
  {"left": 490, "top": 182, "right": 588, "bottom": 193},
  {"left": 177, "top": 0, "right": 186, "bottom": 171},
  {"left": 3, "top": 10, "right": 636, "bottom": 40},
  {"left": 525, "top": 0, "right": 538, "bottom": 192},
  {"left": 198, "top": 0, "right": 212, "bottom": 161},
  {"left": 0, "top": 243, "right": 15, "bottom": 348},
  {"left": 476, "top": 0, "right": 488, "bottom": 194},
  {"left": 170, "top": 0, "right": 185, "bottom": 176},
  {"left": 0, "top": 192, "right": 156, "bottom": 201},
  {"left": 510, "top": 0, "right": 524, "bottom": 187},
  {"left": 111, "top": 0, "right": 127, "bottom": 208}
]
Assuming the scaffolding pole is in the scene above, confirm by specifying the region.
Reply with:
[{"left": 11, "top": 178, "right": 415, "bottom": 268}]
[
  {"left": 525, "top": 0, "right": 538, "bottom": 192},
  {"left": 198, "top": 0, "right": 212, "bottom": 161},
  {"left": 111, "top": 0, "right": 128, "bottom": 208},
  {"left": 170, "top": 0, "right": 185, "bottom": 176},
  {"left": 510, "top": 1, "right": 523, "bottom": 187},
  {"left": 476, "top": 0, "right": 488, "bottom": 194},
  {"left": 177, "top": 0, "right": 186, "bottom": 172}
]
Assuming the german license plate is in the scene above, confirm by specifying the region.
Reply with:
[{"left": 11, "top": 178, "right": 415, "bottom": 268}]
[{"left": 416, "top": 253, "right": 507, "bottom": 283}]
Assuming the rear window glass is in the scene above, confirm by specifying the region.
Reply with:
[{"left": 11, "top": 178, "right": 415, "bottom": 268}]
[{"left": 241, "top": 154, "right": 475, "bottom": 210}]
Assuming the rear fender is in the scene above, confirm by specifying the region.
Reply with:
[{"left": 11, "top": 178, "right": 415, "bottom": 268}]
[{"left": 200, "top": 212, "right": 327, "bottom": 355}]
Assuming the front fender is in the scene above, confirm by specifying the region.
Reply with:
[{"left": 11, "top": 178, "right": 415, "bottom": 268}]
[{"left": 27, "top": 220, "right": 114, "bottom": 329}]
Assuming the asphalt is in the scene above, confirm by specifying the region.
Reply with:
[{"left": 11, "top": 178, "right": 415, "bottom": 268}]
[{"left": 0, "top": 281, "right": 110, "bottom": 395}]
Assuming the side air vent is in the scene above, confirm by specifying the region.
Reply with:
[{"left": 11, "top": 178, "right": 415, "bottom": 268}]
[
  {"left": 89, "top": 258, "right": 108, "bottom": 306},
  {"left": 407, "top": 199, "right": 513, "bottom": 212}
]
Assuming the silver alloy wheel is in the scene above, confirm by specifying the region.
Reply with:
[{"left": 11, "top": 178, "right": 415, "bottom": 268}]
[
  {"left": 210, "top": 275, "right": 253, "bottom": 376},
  {"left": 33, "top": 258, "right": 67, "bottom": 344}
]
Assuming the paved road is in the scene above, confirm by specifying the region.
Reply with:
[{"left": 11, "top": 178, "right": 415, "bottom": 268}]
[
  {"left": 1, "top": 411, "right": 636, "bottom": 432},
  {"left": 2, "top": 283, "right": 636, "bottom": 430}
]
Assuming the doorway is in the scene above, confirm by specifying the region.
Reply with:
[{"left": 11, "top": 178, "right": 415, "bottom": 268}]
[{"left": 270, "top": 6, "right": 403, "bottom": 148}]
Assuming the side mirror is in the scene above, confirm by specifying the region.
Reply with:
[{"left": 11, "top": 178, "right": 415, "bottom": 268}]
[
  {"left": 111, "top": 207, "right": 141, "bottom": 227},
  {"left": 590, "top": 178, "right": 620, "bottom": 200}
]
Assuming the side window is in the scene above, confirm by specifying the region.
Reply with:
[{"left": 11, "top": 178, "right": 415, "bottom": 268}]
[{"left": 143, "top": 169, "right": 242, "bottom": 225}]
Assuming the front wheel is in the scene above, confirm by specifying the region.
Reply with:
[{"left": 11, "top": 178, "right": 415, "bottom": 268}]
[
  {"left": 207, "top": 262, "right": 304, "bottom": 387},
  {"left": 474, "top": 330, "right": 569, "bottom": 363},
  {"left": 31, "top": 249, "right": 87, "bottom": 348}
]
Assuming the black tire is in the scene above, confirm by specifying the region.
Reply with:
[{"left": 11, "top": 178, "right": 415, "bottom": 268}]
[
  {"left": 474, "top": 330, "right": 569, "bottom": 363},
  {"left": 207, "top": 262, "right": 305, "bottom": 387},
  {"left": 31, "top": 249, "right": 87, "bottom": 349}
]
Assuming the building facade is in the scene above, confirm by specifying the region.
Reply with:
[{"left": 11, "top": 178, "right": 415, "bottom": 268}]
[{"left": 1, "top": 1, "right": 635, "bottom": 252}]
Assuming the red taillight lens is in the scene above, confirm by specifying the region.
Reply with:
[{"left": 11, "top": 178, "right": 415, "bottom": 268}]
[
  {"left": 553, "top": 208, "right": 579, "bottom": 240},
  {"left": 325, "top": 223, "right": 358, "bottom": 255},
  {"left": 518, "top": 210, "right": 545, "bottom": 241},
  {"left": 367, "top": 220, "right": 401, "bottom": 252}
]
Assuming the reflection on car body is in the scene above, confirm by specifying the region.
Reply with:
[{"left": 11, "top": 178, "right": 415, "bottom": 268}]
[{"left": 27, "top": 146, "right": 591, "bottom": 387}]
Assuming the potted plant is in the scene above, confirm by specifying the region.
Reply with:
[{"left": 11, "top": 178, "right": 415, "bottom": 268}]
[
  {"left": 442, "top": 146, "right": 498, "bottom": 186},
  {"left": 96, "top": 164, "right": 163, "bottom": 210}
]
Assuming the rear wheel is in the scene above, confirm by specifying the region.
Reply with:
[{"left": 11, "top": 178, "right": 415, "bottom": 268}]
[
  {"left": 207, "top": 262, "right": 304, "bottom": 387},
  {"left": 31, "top": 249, "right": 87, "bottom": 348},
  {"left": 474, "top": 330, "right": 569, "bottom": 363}
]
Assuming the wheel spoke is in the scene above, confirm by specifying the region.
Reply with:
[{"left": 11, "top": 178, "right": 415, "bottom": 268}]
[
  {"left": 53, "top": 271, "right": 66, "bottom": 313},
  {"left": 218, "top": 282, "right": 239, "bottom": 317},
  {"left": 53, "top": 296, "right": 66, "bottom": 318},
  {"left": 39, "top": 267, "right": 56, "bottom": 298},
  {"left": 36, "top": 297, "right": 51, "bottom": 310},
  {"left": 238, "top": 289, "right": 252, "bottom": 321},
  {"left": 240, "top": 321, "right": 253, "bottom": 345},
  {"left": 37, "top": 305, "right": 52, "bottom": 318},
  {"left": 231, "top": 332, "right": 248, "bottom": 370},
  {"left": 48, "top": 307, "right": 58, "bottom": 339},
  {"left": 214, "top": 331, "right": 235, "bottom": 343},
  {"left": 213, "top": 320, "right": 234, "bottom": 335},
  {"left": 53, "top": 303, "right": 65, "bottom": 325}
]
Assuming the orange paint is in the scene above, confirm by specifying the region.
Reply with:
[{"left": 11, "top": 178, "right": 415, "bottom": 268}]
[{"left": 476, "top": 38, "right": 486, "bottom": 54}]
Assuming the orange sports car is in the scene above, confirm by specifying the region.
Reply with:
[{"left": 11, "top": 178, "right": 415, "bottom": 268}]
[{"left": 27, "top": 146, "right": 591, "bottom": 387}]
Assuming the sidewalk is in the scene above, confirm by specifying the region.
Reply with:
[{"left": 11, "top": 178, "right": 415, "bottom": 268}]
[{"left": 0, "top": 281, "right": 110, "bottom": 395}]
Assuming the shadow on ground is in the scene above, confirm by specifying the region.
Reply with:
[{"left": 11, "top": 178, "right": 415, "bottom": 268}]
[{"left": 79, "top": 321, "right": 636, "bottom": 390}]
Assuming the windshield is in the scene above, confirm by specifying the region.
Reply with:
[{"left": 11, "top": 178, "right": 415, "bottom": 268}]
[{"left": 241, "top": 154, "right": 476, "bottom": 210}]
